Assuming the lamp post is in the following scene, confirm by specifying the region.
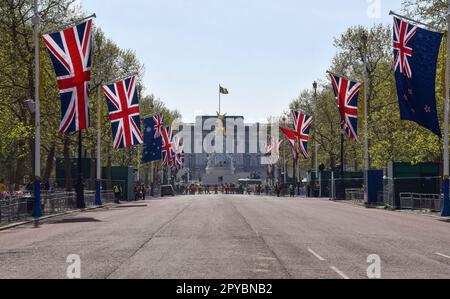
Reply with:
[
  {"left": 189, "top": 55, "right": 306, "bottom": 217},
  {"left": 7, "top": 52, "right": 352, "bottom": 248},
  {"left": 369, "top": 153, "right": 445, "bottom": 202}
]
[
  {"left": 282, "top": 116, "right": 287, "bottom": 185},
  {"left": 95, "top": 85, "right": 102, "bottom": 206},
  {"left": 32, "top": 0, "right": 42, "bottom": 218},
  {"left": 313, "top": 81, "right": 319, "bottom": 182},
  {"left": 442, "top": 3, "right": 450, "bottom": 217},
  {"left": 362, "top": 30, "right": 370, "bottom": 205}
]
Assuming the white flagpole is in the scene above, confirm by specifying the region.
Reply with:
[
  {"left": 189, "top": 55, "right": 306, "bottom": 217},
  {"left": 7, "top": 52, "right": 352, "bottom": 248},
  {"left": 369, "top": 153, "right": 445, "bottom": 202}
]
[
  {"left": 32, "top": 0, "right": 42, "bottom": 218},
  {"left": 442, "top": 3, "right": 450, "bottom": 217}
]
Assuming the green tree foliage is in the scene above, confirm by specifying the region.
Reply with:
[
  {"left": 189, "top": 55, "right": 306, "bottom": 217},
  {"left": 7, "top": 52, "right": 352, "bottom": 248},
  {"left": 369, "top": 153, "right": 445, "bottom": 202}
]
[
  {"left": 0, "top": 0, "right": 179, "bottom": 189},
  {"left": 285, "top": 0, "right": 447, "bottom": 175}
]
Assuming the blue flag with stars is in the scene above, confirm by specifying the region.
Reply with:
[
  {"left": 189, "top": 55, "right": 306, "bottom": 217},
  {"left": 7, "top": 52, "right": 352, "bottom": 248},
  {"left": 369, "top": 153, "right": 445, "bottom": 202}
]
[
  {"left": 393, "top": 16, "right": 443, "bottom": 137},
  {"left": 142, "top": 115, "right": 163, "bottom": 163}
]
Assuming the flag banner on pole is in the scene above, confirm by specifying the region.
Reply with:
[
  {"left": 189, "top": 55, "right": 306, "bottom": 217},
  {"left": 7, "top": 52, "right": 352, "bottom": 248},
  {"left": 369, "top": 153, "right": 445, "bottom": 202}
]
[
  {"left": 291, "top": 111, "right": 313, "bottom": 159},
  {"left": 102, "top": 75, "right": 144, "bottom": 149},
  {"left": 171, "top": 136, "right": 185, "bottom": 171},
  {"left": 161, "top": 126, "right": 174, "bottom": 167},
  {"left": 42, "top": 20, "right": 93, "bottom": 134},
  {"left": 328, "top": 72, "right": 362, "bottom": 142},
  {"left": 280, "top": 127, "right": 299, "bottom": 161},
  {"left": 142, "top": 115, "right": 164, "bottom": 163},
  {"left": 393, "top": 16, "right": 443, "bottom": 137},
  {"left": 220, "top": 85, "right": 229, "bottom": 95}
]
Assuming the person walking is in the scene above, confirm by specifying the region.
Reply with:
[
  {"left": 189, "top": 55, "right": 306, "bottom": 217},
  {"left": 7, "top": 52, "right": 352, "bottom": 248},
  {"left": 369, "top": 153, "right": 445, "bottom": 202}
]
[
  {"left": 134, "top": 184, "right": 141, "bottom": 201},
  {"left": 141, "top": 184, "right": 147, "bottom": 201},
  {"left": 113, "top": 184, "right": 122, "bottom": 204}
]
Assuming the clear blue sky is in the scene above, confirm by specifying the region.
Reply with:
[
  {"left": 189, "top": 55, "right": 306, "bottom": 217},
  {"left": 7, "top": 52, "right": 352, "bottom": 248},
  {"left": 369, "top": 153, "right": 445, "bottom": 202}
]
[{"left": 83, "top": 0, "right": 403, "bottom": 122}]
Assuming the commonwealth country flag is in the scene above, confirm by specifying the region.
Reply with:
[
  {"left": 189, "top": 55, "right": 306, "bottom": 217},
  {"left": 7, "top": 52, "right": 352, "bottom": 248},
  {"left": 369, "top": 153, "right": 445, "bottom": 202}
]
[{"left": 220, "top": 85, "right": 229, "bottom": 95}]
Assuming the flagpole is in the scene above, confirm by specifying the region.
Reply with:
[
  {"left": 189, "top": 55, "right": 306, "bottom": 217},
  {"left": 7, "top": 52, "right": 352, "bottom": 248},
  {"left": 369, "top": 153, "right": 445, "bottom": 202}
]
[
  {"left": 95, "top": 84, "right": 103, "bottom": 206},
  {"left": 32, "top": 0, "right": 42, "bottom": 218},
  {"left": 219, "top": 85, "right": 221, "bottom": 115},
  {"left": 389, "top": 11, "right": 443, "bottom": 33},
  {"left": 442, "top": 3, "right": 450, "bottom": 217}
]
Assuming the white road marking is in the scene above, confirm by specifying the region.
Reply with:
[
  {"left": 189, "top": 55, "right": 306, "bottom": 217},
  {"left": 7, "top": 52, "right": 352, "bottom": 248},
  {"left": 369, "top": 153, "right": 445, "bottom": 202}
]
[
  {"left": 308, "top": 248, "right": 325, "bottom": 261},
  {"left": 436, "top": 253, "right": 450, "bottom": 260},
  {"left": 330, "top": 266, "right": 350, "bottom": 279}
]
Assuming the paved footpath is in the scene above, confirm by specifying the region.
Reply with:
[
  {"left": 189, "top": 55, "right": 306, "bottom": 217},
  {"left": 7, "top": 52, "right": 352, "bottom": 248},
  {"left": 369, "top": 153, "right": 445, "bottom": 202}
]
[{"left": 1, "top": 195, "right": 450, "bottom": 279}]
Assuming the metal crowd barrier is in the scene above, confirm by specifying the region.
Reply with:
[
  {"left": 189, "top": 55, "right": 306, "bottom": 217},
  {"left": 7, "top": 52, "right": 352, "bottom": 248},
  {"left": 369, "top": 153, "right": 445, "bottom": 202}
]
[
  {"left": 399, "top": 193, "right": 441, "bottom": 212},
  {"left": 0, "top": 195, "right": 34, "bottom": 224},
  {"left": 0, "top": 190, "right": 117, "bottom": 226},
  {"left": 345, "top": 189, "right": 365, "bottom": 204}
]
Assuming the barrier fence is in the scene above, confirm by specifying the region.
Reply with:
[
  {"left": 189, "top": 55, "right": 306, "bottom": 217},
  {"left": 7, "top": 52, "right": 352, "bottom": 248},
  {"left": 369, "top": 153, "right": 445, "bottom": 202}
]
[
  {"left": 381, "top": 176, "right": 442, "bottom": 211},
  {"left": 326, "top": 175, "right": 443, "bottom": 211},
  {"left": 0, "top": 180, "right": 122, "bottom": 226}
]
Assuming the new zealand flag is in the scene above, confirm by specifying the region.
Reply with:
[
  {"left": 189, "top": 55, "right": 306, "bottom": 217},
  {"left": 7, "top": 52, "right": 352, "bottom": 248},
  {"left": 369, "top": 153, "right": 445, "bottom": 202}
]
[
  {"left": 142, "top": 115, "right": 163, "bottom": 163},
  {"left": 393, "top": 16, "right": 443, "bottom": 137}
]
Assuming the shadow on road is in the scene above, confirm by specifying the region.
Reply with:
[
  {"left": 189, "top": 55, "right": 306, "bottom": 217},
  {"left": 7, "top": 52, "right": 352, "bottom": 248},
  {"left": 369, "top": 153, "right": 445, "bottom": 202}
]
[
  {"left": 50, "top": 217, "right": 102, "bottom": 224},
  {"left": 111, "top": 204, "right": 148, "bottom": 209}
]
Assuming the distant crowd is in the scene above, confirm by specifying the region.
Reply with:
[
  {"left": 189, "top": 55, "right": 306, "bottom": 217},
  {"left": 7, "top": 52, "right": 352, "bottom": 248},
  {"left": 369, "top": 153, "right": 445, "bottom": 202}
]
[{"left": 178, "top": 182, "right": 306, "bottom": 198}]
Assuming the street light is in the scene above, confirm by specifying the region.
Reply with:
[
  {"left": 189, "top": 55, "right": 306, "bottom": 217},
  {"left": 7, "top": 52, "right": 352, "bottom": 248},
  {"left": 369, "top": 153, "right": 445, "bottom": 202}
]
[
  {"left": 361, "top": 29, "right": 370, "bottom": 204},
  {"left": 32, "top": 0, "right": 42, "bottom": 218},
  {"left": 281, "top": 116, "right": 287, "bottom": 185}
]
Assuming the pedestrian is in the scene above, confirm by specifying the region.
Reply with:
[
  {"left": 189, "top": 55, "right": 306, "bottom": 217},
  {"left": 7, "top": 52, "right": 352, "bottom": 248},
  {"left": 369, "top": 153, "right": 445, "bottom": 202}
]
[
  {"left": 276, "top": 183, "right": 281, "bottom": 198},
  {"left": 0, "top": 179, "right": 6, "bottom": 193},
  {"left": 141, "top": 184, "right": 147, "bottom": 201},
  {"left": 289, "top": 184, "right": 295, "bottom": 198},
  {"left": 134, "top": 184, "right": 140, "bottom": 201},
  {"left": 113, "top": 184, "right": 121, "bottom": 204}
]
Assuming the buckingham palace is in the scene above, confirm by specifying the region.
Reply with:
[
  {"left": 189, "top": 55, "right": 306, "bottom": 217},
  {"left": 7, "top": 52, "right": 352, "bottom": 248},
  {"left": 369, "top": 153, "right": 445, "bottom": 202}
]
[{"left": 177, "top": 115, "right": 271, "bottom": 185}]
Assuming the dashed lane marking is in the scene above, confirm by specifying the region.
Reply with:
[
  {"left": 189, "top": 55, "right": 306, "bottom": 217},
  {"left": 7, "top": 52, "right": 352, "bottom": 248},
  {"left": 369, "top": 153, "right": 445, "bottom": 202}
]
[
  {"left": 308, "top": 248, "right": 325, "bottom": 261},
  {"left": 436, "top": 253, "right": 450, "bottom": 260},
  {"left": 330, "top": 266, "right": 350, "bottom": 280}
]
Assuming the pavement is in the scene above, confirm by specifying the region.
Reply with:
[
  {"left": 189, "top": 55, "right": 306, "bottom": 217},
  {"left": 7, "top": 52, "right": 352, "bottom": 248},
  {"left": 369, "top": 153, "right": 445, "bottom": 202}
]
[{"left": 1, "top": 195, "right": 450, "bottom": 279}]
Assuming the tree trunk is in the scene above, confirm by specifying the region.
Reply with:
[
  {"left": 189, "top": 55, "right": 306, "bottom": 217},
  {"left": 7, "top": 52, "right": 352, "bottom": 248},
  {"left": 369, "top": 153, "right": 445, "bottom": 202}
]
[
  {"left": 106, "top": 152, "right": 112, "bottom": 191},
  {"left": 90, "top": 149, "right": 96, "bottom": 190},
  {"left": 43, "top": 143, "right": 56, "bottom": 184},
  {"left": 14, "top": 147, "right": 25, "bottom": 191},
  {"left": 64, "top": 135, "right": 73, "bottom": 192}
]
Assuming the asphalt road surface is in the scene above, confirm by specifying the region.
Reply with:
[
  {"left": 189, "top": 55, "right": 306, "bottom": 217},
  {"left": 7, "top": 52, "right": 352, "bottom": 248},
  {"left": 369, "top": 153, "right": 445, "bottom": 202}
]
[{"left": 1, "top": 195, "right": 450, "bottom": 279}]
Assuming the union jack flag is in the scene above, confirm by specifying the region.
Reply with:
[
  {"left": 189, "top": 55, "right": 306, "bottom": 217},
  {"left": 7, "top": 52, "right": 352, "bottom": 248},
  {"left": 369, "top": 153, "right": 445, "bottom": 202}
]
[
  {"left": 328, "top": 73, "right": 362, "bottom": 142},
  {"left": 42, "top": 20, "right": 93, "bottom": 133},
  {"left": 393, "top": 16, "right": 417, "bottom": 79},
  {"left": 291, "top": 111, "right": 313, "bottom": 159},
  {"left": 153, "top": 113, "right": 164, "bottom": 139},
  {"left": 171, "top": 136, "right": 184, "bottom": 170},
  {"left": 161, "top": 126, "right": 174, "bottom": 166},
  {"left": 102, "top": 76, "right": 144, "bottom": 149},
  {"left": 280, "top": 127, "right": 299, "bottom": 161}
]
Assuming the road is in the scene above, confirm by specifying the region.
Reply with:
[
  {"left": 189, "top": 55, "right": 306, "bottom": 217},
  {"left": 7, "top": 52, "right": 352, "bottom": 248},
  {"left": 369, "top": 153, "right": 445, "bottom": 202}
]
[{"left": 1, "top": 195, "right": 450, "bottom": 279}]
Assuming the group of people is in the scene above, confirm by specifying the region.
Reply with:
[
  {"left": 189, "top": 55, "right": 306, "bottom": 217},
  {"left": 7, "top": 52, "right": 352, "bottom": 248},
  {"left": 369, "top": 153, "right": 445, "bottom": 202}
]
[
  {"left": 179, "top": 182, "right": 304, "bottom": 198},
  {"left": 134, "top": 184, "right": 148, "bottom": 201}
]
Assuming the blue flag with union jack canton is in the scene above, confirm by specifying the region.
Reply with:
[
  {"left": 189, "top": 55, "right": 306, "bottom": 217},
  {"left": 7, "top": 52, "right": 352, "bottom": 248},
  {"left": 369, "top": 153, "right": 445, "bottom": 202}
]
[
  {"left": 42, "top": 20, "right": 93, "bottom": 134},
  {"left": 393, "top": 16, "right": 443, "bottom": 137},
  {"left": 291, "top": 111, "right": 313, "bottom": 159},
  {"left": 102, "top": 76, "right": 144, "bottom": 149},
  {"left": 142, "top": 114, "right": 164, "bottom": 163},
  {"left": 328, "top": 73, "right": 362, "bottom": 142}
]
